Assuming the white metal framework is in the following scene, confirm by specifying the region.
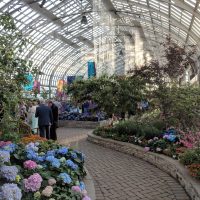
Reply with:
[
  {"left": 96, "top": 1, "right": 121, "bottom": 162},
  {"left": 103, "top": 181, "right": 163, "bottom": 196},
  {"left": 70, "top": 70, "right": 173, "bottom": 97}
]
[{"left": 0, "top": 0, "right": 200, "bottom": 87}]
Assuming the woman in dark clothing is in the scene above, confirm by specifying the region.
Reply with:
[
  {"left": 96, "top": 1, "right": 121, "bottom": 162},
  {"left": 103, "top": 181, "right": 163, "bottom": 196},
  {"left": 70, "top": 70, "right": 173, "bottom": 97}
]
[{"left": 48, "top": 101, "right": 59, "bottom": 140}]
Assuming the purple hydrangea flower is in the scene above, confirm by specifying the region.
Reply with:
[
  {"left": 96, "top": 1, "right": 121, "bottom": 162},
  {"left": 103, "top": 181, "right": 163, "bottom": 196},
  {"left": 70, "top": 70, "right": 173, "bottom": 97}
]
[
  {"left": 23, "top": 173, "right": 43, "bottom": 192},
  {"left": 0, "top": 165, "right": 18, "bottom": 181},
  {"left": 0, "top": 150, "right": 10, "bottom": 163},
  {"left": 0, "top": 183, "right": 22, "bottom": 200}
]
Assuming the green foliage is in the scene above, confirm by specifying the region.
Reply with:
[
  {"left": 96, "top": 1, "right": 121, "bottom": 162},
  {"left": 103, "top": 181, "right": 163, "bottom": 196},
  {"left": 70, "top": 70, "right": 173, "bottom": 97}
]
[
  {"left": 153, "top": 85, "right": 200, "bottom": 130},
  {"left": 67, "top": 75, "right": 146, "bottom": 116},
  {"left": 94, "top": 120, "right": 162, "bottom": 141},
  {"left": 0, "top": 132, "right": 20, "bottom": 143},
  {"left": 0, "top": 13, "right": 38, "bottom": 134},
  {"left": 180, "top": 148, "right": 200, "bottom": 166}
]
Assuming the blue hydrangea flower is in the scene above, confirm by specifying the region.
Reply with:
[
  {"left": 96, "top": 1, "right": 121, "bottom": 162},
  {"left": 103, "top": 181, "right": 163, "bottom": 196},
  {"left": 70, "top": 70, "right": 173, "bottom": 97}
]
[
  {"left": 37, "top": 156, "right": 45, "bottom": 162},
  {"left": 0, "top": 150, "right": 10, "bottom": 163},
  {"left": 46, "top": 150, "right": 56, "bottom": 156},
  {"left": 79, "top": 181, "right": 86, "bottom": 190},
  {"left": 58, "top": 173, "right": 72, "bottom": 184},
  {"left": 57, "top": 147, "right": 68, "bottom": 155},
  {"left": 26, "top": 142, "right": 38, "bottom": 152},
  {"left": 71, "top": 152, "right": 77, "bottom": 159},
  {"left": 0, "top": 183, "right": 22, "bottom": 200},
  {"left": 0, "top": 165, "right": 18, "bottom": 181},
  {"left": 26, "top": 150, "right": 38, "bottom": 161},
  {"left": 2, "top": 144, "right": 17, "bottom": 153},
  {"left": 51, "top": 158, "right": 61, "bottom": 168},
  {"left": 66, "top": 159, "right": 78, "bottom": 170},
  {"left": 46, "top": 156, "right": 55, "bottom": 162}
]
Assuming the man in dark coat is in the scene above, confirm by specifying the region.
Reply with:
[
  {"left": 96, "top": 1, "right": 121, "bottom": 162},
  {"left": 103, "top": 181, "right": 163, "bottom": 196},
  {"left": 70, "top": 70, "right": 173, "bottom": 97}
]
[
  {"left": 35, "top": 100, "right": 53, "bottom": 139},
  {"left": 48, "top": 101, "right": 59, "bottom": 140}
]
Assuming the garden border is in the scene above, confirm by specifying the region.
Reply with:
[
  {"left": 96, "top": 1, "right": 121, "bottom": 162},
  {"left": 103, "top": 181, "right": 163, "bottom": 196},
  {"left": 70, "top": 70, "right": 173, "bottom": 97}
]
[
  {"left": 58, "top": 120, "right": 109, "bottom": 129},
  {"left": 87, "top": 133, "right": 200, "bottom": 200},
  {"left": 84, "top": 168, "right": 96, "bottom": 200}
]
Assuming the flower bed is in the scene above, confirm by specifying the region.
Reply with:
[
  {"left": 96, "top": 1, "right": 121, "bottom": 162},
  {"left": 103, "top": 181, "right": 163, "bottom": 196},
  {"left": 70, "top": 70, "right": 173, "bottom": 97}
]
[
  {"left": 0, "top": 138, "right": 91, "bottom": 200},
  {"left": 94, "top": 124, "right": 200, "bottom": 180}
]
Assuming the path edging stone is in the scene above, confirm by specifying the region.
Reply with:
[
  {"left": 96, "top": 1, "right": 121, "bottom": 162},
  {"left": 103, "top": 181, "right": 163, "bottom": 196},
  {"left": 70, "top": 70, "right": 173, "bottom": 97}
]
[
  {"left": 87, "top": 133, "right": 200, "bottom": 200},
  {"left": 58, "top": 120, "right": 109, "bottom": 129},
  {"left": 84, "top": 168, "right": 96, "bottom": 200}
]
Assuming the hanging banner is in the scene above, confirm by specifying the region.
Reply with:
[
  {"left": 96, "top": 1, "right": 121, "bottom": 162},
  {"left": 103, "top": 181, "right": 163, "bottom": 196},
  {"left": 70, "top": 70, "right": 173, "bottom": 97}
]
[
  {"left": 88, "top": 61, "right": 96, "bottom": 79},
  {"left": 33, "top": 80, "right": 40, "bottom": 93},
  {"left": 67, "top": 76, "right": 76, "bottom": 85},
  {"left": 23, "top": 74, "right": 34, "bottom": 91},
  {"left": 57, "top": 80, "right": 65, "bottom": 92}
]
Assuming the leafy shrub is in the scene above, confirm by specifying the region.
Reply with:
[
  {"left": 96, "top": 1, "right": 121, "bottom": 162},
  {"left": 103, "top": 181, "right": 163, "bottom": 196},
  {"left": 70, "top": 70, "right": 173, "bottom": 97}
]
[
  {"left": 94, "top": 120, "right": 162, "bottom": 141},
  {"left": 150, "top": 120, "right": 166, "bottom": 131},
  {"left": 113, "top": 121, "right": 139, "bottom": 136},
  {"left": 0, "top": 132, "right": 20, "bottom": 143},
  {"left": 140, "top": 125, "right": 161, "bottom": 139},
  {"left": 180, "top": 148, "right": 200, "bottom": 166}
]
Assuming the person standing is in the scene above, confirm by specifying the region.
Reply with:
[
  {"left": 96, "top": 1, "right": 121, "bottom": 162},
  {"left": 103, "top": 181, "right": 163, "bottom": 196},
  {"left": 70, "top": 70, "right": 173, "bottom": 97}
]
[
  {"left": 48, "top": 101, "right": 58, "bottom": 140},
  {"left": 35, "top": 100, "right": 53, "bottom": 139},
  {"left": 29, "top": 101, "right": 39, "bottom": 134}
]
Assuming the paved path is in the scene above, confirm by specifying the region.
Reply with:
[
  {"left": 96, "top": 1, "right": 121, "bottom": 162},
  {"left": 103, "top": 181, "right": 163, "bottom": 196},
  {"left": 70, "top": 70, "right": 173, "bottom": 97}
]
[{"left": 57, "top": 127, "right": 190, "bottom": 200}]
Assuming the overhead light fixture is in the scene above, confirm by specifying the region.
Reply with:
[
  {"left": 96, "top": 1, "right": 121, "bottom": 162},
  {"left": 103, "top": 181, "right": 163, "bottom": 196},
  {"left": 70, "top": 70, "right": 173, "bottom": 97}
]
[
  {"left": 81, "top": 15, "right": 88, "bottom": 25},
  {"left": 39, "top": 0, "right": 46, "bottom": 8},
  {"left": 119, "top": 50, "right": 123, "bottom": 56}
]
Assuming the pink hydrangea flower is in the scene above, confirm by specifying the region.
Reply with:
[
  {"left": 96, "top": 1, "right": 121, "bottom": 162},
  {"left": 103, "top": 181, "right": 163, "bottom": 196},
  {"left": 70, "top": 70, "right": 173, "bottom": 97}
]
[
  {"left": 82, "top": 196, "right": 91, "bottom": 200},
  {"left": 42, "top": 186, "right": 53, "bottom": 197},
  {"left": 24, "top": 173, "right": 43, "bottom": 192},
  {"left": 144, "top": 147, "right": 150, "bottom": 152},
  {"left": 72, "top": 186, "right": 81, "bottom": 193},
  {"left": 24, "top": 160, "right": 37, "bottom": 170}
]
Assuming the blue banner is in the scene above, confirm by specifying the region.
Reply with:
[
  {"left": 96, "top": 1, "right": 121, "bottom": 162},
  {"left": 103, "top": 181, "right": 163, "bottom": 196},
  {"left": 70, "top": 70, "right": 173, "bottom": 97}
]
[
  {"left": 23, "top": 74, "right": 34, "bottom": 91},
  {"left": 67, "top": 76, "right": 76, "bottom": 85},
  {"left": 88, "top": 61, "right": 96, "bottom": 79}
]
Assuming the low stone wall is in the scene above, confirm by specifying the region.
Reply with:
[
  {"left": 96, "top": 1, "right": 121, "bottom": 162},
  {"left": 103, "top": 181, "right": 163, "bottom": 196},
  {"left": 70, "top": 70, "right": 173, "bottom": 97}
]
[
  {"left": 87, "top": 133, "right": 200, "bottom": 200},
  {"left": 58, "top": 120, "right": 109, "bottom": 129}
]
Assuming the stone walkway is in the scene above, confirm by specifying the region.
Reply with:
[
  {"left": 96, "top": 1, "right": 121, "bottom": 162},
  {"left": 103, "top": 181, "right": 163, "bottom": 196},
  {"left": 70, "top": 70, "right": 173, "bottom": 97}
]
[{"left": 57, "top": 127, "right": 190, "bottom": 200}]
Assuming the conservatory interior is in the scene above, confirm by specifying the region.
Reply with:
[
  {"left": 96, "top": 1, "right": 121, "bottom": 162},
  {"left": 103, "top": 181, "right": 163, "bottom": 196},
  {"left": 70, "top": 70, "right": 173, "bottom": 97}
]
[{"left": 0, "top": 0, "right": 200, "bottom": 200}]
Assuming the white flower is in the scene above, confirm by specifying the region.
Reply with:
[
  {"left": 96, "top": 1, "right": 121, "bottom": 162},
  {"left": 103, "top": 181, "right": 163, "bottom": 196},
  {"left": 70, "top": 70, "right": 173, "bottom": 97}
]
[
  {"left": 156, "top": 147, "right": 162, "bottom": 152},
  {"left": 48, "top": 178, "right": 56, "bottom": 186},
  {"left": 42, "top": 186, "right": 53, "bottom": 197}
]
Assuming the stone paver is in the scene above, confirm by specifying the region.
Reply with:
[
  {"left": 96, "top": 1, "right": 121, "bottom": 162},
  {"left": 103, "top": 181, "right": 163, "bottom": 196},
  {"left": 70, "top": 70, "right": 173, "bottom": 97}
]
[{"left": 57, "top": 127, "right": 190, "bottom": 200}]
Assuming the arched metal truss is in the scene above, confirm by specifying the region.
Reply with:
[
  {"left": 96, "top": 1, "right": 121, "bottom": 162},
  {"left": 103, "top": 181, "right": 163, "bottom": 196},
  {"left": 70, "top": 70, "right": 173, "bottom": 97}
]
[{"left": 0, "top": 0, "right": 200, "bottom": 87}]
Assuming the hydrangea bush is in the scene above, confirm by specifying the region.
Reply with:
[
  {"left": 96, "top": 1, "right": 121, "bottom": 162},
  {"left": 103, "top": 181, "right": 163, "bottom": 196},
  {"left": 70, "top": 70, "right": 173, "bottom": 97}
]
[{"left": 0, "top": 139, "right": 91, "bottom": 200}]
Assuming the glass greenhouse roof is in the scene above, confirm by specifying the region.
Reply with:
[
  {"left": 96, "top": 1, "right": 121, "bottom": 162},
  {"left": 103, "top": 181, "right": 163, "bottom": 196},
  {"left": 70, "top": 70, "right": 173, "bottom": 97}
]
[{"left": 0, "top": 0, "right": 200, "bottom": 87}]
